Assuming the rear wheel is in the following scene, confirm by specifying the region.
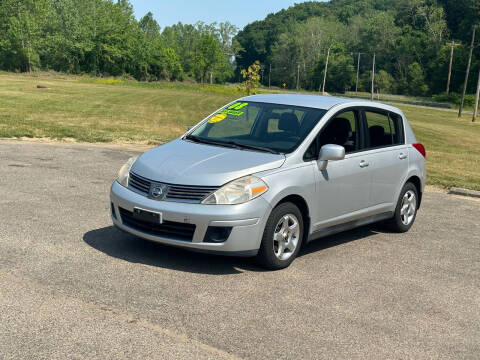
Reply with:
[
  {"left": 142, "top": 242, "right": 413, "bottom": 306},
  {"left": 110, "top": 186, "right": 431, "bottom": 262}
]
[
  {"left": 385, "top": 182, "right": 418, "bottom": 232},
  {"left": 256, "top": 202, "right": 303, "bottom": 270}
]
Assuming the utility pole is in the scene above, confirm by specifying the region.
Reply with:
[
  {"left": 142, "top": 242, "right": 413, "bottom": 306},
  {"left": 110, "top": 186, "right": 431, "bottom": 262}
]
[
  {"left": 296, "top": 64, "right": 300, "bottom": 91},
  {"left": 268, "top": 63, "right": 271, "bottom": 88},
  {"left": 321, "top": 46, "right": 331, "bottom": 94},
  {"left": 93, "top": 0, "right": 97, "bottom": 76},
  {"left": 459, "top": 25, "right": 477, "bottom": 118},
  {"left": 446, "top": 41, "right": 456, "bottom": 94},
  {"left": 473, "top": 69, "right": 480, "bottom": 122},
  {"left": 355, "top": 52, "right": 362, "bottom": 94},
  {"left": 370, "top": 52, "right": 376, "bottom": 101}
]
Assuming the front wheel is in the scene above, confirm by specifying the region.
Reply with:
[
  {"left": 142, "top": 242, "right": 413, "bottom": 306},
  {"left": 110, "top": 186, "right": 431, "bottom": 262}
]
[
  {"left": 385, "top": 182, "right": 418, "bottom": 232},
  {"left": 256, "top": 202, "right": 304, "bottom": 270}
]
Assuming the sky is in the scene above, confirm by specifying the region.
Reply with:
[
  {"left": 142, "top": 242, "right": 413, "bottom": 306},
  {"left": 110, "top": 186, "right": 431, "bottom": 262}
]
[{"left": 129, "top": 0, "right": 323, "bottom": 30}]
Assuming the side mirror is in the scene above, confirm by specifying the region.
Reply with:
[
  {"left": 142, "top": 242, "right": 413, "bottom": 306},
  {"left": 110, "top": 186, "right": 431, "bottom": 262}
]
[{"left": 318, "top": 144, "right": 345, "bottom": 170}]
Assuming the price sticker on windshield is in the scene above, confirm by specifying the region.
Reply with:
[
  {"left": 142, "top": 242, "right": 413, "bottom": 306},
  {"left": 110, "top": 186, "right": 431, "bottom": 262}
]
[
  {"left": 209, "top": 102, "right": 249, "bottom": 122},
  {"left": 209, "top": 113, "right": 227, "bottom": 123}
]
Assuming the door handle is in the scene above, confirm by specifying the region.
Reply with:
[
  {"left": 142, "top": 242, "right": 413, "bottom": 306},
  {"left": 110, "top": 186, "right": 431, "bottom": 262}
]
[
  {"left": 399, "top": 153, "right": 407, "bottom": 160},
  {"left": 359, "top": 160, "right": 370, "bottom": 168}
]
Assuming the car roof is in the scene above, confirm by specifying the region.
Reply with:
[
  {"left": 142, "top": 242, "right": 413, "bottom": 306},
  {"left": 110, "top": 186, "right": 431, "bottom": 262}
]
[{"left": 240, "top": 93, "right": 400, "bottom": 113}]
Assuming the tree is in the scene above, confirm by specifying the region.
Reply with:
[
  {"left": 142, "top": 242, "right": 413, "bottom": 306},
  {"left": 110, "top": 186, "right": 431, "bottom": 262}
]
[
  {"left": 416, "top": 4, "right": 449, "bottom": 49},
  {"left": 194, "top": 33, "right": 224, "bottom": 83},
  {"left": 161, "top": 22, "right": 234, "bottom": 83},
  {"left": 139, "top": 12, "right": 160, "bottom": 41},
  {"left": 361, "top": 11, "right": 399, "bottom": 54},
  {"left": 408, "top": 62, "right": 429, "bottom": 95},
  {"left": 270, "top": 17, "right": 348, "bottom": 90},
  {"left": 159, "top": 48, "right": 183, "bottom": 81},
  {"left": 0, "top": 0, "right": 50, "bottom": 72},
  {"left": 427, "top": 43, "right": 471, "bottom": 94},
  {"left": 376, "top": 70, "right": 395, "bottom": 94},
  {"left": 217, "top": 22, "right": 239, "bottom": 56},
  {"left": 0, "top": 0, "right": 477, "bottom": 96},
  {"left": 437, "top": 0, "right": 479, "bottom": 43},
  {"left": 312, "top": 45, "right": 355, "bottom": 93},
  {"left": 234, "top": 1, "right": 331, "bottom": 72},
  {"left": 240, "top": 61, "right": 261, "bottom": 95}
]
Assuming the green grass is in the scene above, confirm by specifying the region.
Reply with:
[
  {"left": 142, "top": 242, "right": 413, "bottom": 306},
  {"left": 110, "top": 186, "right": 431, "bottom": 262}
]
[
  {"left": 0, "top": 73, "right": 238, "bottom": 144},
  {"left": 400, "top": 106, "right": 480, "bottom": 190},
  {"left": 0, "top": 73, "right": 479, "bottom": 190}
]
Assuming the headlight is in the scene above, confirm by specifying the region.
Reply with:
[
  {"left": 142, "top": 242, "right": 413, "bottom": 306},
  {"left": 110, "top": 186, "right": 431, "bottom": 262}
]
[
  {"left": 202, "top": 176, "right": 268, "bottom": 205},
  {"left": 117, "top": 156, "right": 138, "bottom": 187}
]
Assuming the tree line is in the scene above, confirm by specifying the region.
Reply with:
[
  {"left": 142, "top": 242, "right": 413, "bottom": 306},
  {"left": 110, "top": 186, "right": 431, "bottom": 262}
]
[
  {"left": 0, "top": 0, "right": 238, "bottom": 82},
  {"left": 235, "top": 0, "right": 480, "bottom": 97},
  {"left": 0, "top": 0, "right": 479, "bottom": 98}
]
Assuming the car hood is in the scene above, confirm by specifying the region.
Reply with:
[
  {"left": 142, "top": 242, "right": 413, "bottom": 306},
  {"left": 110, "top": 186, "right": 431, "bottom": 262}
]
[{"left": 131, "top": 139, "right": 286, "bottom": 186}]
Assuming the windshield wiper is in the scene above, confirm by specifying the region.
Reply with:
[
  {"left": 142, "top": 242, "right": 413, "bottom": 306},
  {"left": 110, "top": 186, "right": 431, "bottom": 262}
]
[
  {"left": 185, "top": 135, "right": 280, "bottom": 154},
  {"left": 223, "top": 141, "right": 280, "bottom": 154},
  {"left": 185, "top": 135, "right": 241, "bottom": 149}
]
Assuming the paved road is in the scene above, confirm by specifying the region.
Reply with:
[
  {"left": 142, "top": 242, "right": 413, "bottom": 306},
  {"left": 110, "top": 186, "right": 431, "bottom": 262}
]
[
  {"left": 1, "top": 140, "right": 479, "bottom": 360},
  {"left": 388, "top": 101, "right": 473, "bottom": 115}
]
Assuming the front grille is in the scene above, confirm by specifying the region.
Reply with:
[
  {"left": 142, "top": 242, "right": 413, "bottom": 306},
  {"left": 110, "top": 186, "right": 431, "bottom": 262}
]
[
  {"left": 129, "top": 172, "right": 150, "bottom": 194},
  {"left": 119, "top": 207, "right": 196, "bottom": 241},
  {"left": 128, "top": 172, "right": 218, "bottom": 203},
  {"left": 165, "top": 184, "right": 219, "bottom": 201}
]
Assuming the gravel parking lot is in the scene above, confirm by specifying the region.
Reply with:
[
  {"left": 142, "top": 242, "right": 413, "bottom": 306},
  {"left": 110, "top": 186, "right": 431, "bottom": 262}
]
[{"left": 1, "top": 140, "right": 479, "bottom": 359}]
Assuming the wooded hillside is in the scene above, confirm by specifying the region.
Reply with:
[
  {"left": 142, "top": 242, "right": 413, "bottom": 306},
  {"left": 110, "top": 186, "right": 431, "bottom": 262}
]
[
  {"left": 235, "top": 0, "right": 480, "bottom": 95},
  {"left": 0, "top": 0, "right": 238, "bottom": 83},
  {"left": 1, "top": 0, "right": 479, "bottom": 97}
]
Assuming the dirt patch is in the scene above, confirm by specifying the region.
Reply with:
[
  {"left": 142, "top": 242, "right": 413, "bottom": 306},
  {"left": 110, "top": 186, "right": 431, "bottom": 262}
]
[
  {"left": 425, "top": 185, "right": 447, "bottom": 193},
  {"left": 0, "top": 137, "right": 156, "bottom": 152}
]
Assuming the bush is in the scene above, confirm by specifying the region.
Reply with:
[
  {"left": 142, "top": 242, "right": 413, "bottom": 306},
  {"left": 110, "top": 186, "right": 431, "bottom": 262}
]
[
  {"left": 432, "top": 92, "right": 476, "bottom": 106},
  {"left": 95, "top": 78, "right": 125, "bottom": 85}
]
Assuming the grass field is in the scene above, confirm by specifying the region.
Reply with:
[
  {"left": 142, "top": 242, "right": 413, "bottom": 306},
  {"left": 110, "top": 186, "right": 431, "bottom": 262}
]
[{"left": 1, "top": 73, "right": 479, "bottom": 190}]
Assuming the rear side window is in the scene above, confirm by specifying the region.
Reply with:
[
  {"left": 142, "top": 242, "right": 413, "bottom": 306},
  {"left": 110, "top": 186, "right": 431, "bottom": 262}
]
[{"left": 364, "top": 111, "right": 404, "bottom": 148}]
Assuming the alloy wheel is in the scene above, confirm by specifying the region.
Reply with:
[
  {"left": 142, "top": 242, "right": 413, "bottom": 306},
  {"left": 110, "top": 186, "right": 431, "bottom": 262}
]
[
  {"left": 273, "top": 214, "right": 300, "bottom": 261},
  {"left": 400, "top": 190, "right": 416, "bottom": 225}
]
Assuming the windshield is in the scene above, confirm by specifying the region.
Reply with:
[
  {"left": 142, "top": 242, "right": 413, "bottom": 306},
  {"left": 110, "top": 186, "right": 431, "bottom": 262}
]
[{"left": 186, "top": 101, "right": 327, "bottom": 154}]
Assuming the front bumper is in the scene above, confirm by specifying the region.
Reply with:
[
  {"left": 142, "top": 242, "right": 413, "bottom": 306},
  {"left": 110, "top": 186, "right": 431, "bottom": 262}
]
[{"left": 110, "top": 181, "right": 272, "bottom": 256}]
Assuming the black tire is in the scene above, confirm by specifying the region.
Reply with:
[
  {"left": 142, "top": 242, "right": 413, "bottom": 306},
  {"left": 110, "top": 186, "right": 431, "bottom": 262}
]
[
  {"left": 385, "top": 182, "right": 419, "bottom": 233},
  {"left": 256, "top": 202, "right": 304, "bottom": 270}
]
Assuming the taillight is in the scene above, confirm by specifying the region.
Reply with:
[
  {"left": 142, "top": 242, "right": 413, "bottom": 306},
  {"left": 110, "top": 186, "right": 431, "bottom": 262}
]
[{"left": 412, "top": 143, "right": 426, "bottom": 158}]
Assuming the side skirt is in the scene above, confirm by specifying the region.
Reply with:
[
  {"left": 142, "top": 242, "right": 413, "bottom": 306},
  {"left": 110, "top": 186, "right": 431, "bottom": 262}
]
[{"left": 307, "top": 211, "right": 393, "bottom": 242}]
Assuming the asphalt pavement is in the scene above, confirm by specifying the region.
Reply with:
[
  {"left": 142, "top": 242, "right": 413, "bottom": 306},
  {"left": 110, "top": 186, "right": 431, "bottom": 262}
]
[{"left": 0, "top": 140, "right": 479, "bottom": 359}]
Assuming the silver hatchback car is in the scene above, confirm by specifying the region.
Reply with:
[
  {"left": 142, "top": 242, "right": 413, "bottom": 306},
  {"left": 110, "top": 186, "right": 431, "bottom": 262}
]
[{"left": 110, "top": 94, "right": 426, "bottom": 269}]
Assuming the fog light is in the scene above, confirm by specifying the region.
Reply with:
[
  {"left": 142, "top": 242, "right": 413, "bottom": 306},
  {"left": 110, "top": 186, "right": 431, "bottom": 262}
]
[
  {"left": 111, "top": 202, "right": 117, "bottom": 220},
  {"left": 203, "top": 226, "right": 232, "bottom": 243}
]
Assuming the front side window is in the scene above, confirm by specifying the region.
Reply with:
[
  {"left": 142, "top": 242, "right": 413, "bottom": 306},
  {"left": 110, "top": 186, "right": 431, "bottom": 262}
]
[
  {"left": 319, "top": 110, "right": 359, "bottom": 152},
  {"left": 187, "top": 102, "right": 327, "bottom": 154},
  {"left": 364, "top": 111, "right": 404, "bottom": 148},
  {"left": 304, "top": 109, "right": 361, "bottom": 160}
]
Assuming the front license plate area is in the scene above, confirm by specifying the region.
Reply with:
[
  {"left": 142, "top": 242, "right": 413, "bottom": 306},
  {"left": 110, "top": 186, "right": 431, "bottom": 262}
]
[{"left": 133, "top": 208, "right": 162, "bottom": 224}]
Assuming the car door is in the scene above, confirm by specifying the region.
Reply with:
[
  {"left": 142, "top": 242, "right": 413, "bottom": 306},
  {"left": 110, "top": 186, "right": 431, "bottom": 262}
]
[
  {"left": 306, "top": 108, "right": 374, "bottom": 230},
  {"left": 362, "top": 109, "right": 409, "bottom": 211}
]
